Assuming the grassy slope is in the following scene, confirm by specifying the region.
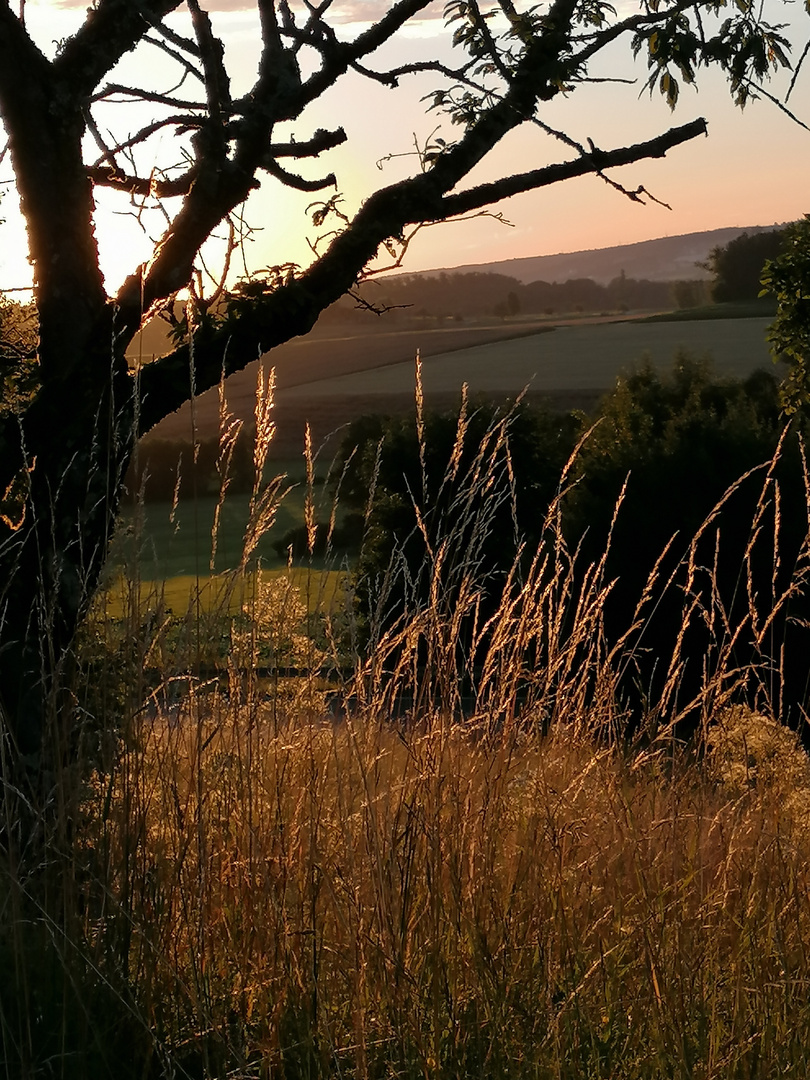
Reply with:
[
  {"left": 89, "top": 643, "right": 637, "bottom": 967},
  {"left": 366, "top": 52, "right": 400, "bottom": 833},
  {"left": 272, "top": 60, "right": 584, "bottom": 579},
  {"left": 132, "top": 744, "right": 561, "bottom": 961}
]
[{"left": 115, "top": 492, "right": 304, "bottom": 579}]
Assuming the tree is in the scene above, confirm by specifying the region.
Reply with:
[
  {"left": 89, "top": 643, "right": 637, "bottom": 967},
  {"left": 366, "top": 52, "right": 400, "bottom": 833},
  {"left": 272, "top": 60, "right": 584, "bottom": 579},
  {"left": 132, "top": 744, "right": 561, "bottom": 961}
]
[
  {"left": 0, "top": 0, "right": 798, "bottom": 771},
  {"left": 761, "top": 216, "right": 810, "bottom": 410},
  {"left": 704, "top": 227, "right": 788, "bottom": 303},
  {"left": 671, "top": 278, "right": 707, "bottom": 310},
  {"left": 566, "top": 356, "right": 810, "bottom": 728}
]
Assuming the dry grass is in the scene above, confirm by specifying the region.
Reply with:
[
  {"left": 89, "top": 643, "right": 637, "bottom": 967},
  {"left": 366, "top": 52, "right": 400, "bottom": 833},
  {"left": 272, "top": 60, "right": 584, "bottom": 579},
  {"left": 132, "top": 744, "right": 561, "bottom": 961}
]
[
  {"left": 71, "top": 700, "right": 810, "bottom": 1079},
  {"left": 4, "top": 373, "right": 810, "bottom": 1079}
]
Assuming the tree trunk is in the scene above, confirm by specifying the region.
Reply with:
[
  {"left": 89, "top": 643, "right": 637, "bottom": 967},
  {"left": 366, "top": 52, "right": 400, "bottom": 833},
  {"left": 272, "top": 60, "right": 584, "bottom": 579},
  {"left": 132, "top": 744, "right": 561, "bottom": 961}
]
[{"left": 0, "top": 312, "right": 134, "bottom": 771}]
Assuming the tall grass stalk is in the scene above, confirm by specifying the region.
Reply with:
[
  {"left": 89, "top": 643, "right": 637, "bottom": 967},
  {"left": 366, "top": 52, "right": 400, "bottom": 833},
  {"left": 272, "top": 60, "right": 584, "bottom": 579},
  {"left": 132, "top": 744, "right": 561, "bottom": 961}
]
[{"left": 3, "top": 380, "right": 810, "bottom": 1078}]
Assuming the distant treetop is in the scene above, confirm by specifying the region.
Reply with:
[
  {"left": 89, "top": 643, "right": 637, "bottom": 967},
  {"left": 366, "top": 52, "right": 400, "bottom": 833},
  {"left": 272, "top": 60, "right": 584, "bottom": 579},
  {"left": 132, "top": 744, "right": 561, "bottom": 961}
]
[{"left": 705, "top": 228, "right": 790, "bottom": 303}]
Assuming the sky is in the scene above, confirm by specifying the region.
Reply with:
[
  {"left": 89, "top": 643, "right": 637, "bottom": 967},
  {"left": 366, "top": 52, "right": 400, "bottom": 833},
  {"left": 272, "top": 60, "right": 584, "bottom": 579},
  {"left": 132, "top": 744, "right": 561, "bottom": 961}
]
[{"left": 0, "top": 0, "right": 808, "bottom": 294}]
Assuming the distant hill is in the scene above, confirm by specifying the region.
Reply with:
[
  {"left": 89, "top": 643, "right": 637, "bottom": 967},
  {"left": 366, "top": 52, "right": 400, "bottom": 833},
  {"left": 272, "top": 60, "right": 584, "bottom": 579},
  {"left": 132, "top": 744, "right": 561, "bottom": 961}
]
[
  {"left": 414, "top": 225, "right": 787, "bottom": 285},
  {"left": 130, "top": 223, "right": 787, "bottom": 362}
]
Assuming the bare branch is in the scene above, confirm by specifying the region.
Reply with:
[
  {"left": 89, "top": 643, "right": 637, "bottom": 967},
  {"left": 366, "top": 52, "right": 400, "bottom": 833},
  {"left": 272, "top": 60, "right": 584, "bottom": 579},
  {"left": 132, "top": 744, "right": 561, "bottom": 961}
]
[
  {"left": 268, "top": 127, "right": 347, "bottom": 158},
  {"left": 83, "top": 106, "right": 127, "bottom": 178},
  {"left": 529, "top": 117, "right": 671, "bottom": 204},
  {"left": 187, "top": 0, "right": 231, "bottom": 152},
  {"left": 91, "top": 84, "right": 207, "bottom": 110},
  {"left": 112, "top": 1, "right": 300, "bottom": 327},
  {"left": 86, "top": 165, "right": 194, "bottom": 198},
  {"left": 349, "top": 57, "right": 477, "bottom": 88},
  {"left": 90, "top": 115, "right": 205, "bottom": 162},
  {"left": 572, "top": 75, "right": 637, "bottom": 85},
  {"left": 740, "top": 77, "right": 810, "bottom": 131},
  {"left": 142, "top": 32, "right": 205, "bottom": 85},
  {"left": 265, "top": 159, "right": 337, "bottom": 192},
  {"left": 358, "top": 211, "right": 513, "bottom": 278},
  {"left": 436, "top": 119, "right": 708, "bottom": 218},
  {"left": 279, "top": 0, "right": 338, "bottom": 55},
  {"left": 787, "top": 38, "right": 810, "bottom": 101},
  {"left": 109, "top": 126, "right": 344, "bottom": 193},
  {"left": 295, "top": 0, "right": 435, "bottom": 110},
  {"left": 53, "top": 0, "right": 183, "bottom": 99},
  {"left": 139, "top": 7, "right": 200, "bottom": 59}
]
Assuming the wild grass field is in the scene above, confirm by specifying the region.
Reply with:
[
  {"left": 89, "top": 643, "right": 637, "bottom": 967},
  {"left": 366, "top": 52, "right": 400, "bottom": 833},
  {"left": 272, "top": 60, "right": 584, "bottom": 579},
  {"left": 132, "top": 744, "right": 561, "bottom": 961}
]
[{"left": 4, "top": 355, "right": 810, "bottom": 1080}]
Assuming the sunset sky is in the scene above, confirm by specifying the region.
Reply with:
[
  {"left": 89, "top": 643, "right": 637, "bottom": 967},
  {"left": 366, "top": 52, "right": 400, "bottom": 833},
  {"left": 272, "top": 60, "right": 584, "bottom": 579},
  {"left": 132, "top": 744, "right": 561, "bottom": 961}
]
[{"left": 0, "top": 0, "right": 808, "bottom": 293}]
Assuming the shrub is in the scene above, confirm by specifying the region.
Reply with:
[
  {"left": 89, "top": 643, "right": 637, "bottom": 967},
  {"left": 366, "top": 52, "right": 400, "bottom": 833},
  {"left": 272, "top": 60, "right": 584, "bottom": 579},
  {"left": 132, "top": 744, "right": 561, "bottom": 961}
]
[{"left": 565, "top": 355, "right": 810, "bottom": 731}]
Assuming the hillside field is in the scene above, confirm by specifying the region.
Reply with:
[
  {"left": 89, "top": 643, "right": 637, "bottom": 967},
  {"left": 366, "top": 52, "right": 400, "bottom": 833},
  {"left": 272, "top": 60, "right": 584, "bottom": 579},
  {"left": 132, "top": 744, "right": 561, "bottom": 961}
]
[
  {"left": 146, "top": 314, "right": 779, "bottom": 458},
  {"left": 281, "top": 315, "right": 776, "bottom": 398}
]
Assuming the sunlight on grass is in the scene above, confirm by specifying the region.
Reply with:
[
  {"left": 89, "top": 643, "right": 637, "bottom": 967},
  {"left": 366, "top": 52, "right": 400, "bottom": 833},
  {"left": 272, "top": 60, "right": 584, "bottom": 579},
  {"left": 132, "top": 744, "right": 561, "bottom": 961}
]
[
  {"left": 100, "top": 567, "right": 348, "bottom": 618},
  {"left": 5, "top": 369, "right": 810, "bottom": 1079}
]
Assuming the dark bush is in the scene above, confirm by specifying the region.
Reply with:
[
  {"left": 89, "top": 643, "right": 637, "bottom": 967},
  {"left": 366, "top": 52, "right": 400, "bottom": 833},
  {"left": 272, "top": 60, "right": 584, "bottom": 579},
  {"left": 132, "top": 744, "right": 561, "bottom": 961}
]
[
  {"left": 335, "top": 356, "right": 810, "bottom": 735},
  {"left": 330, "top": 400, "right": 581, "bottom": 650},
  {"left": 567, "top": 355, "right": 810, "bottom": 733}
]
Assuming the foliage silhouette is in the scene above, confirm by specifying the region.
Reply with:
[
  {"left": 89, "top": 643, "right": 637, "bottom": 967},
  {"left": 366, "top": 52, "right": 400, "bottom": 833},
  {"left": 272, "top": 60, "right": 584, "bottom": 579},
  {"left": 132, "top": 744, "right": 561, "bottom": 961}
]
[
  {"left": 567, "top": 356, "right": 810, "bottom": 730},
  {"left": 705, "top": 227, "right": 788, "bottom": 303},
  {"left": 332, "top": 400, "right": 579, "bottom": 620},
  {"left": 763, "top": 216, "right": 810, "bottom": 411}
]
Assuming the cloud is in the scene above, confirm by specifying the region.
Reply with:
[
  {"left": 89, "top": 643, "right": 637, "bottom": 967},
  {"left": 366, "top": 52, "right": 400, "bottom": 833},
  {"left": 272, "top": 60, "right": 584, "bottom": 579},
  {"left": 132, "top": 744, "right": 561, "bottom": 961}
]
[
  {"left": 326, "top": 1, "right": 444, "bottom": 22},
  {"left": 47, "top": 0, "right": 444, "bottom": 18}
]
